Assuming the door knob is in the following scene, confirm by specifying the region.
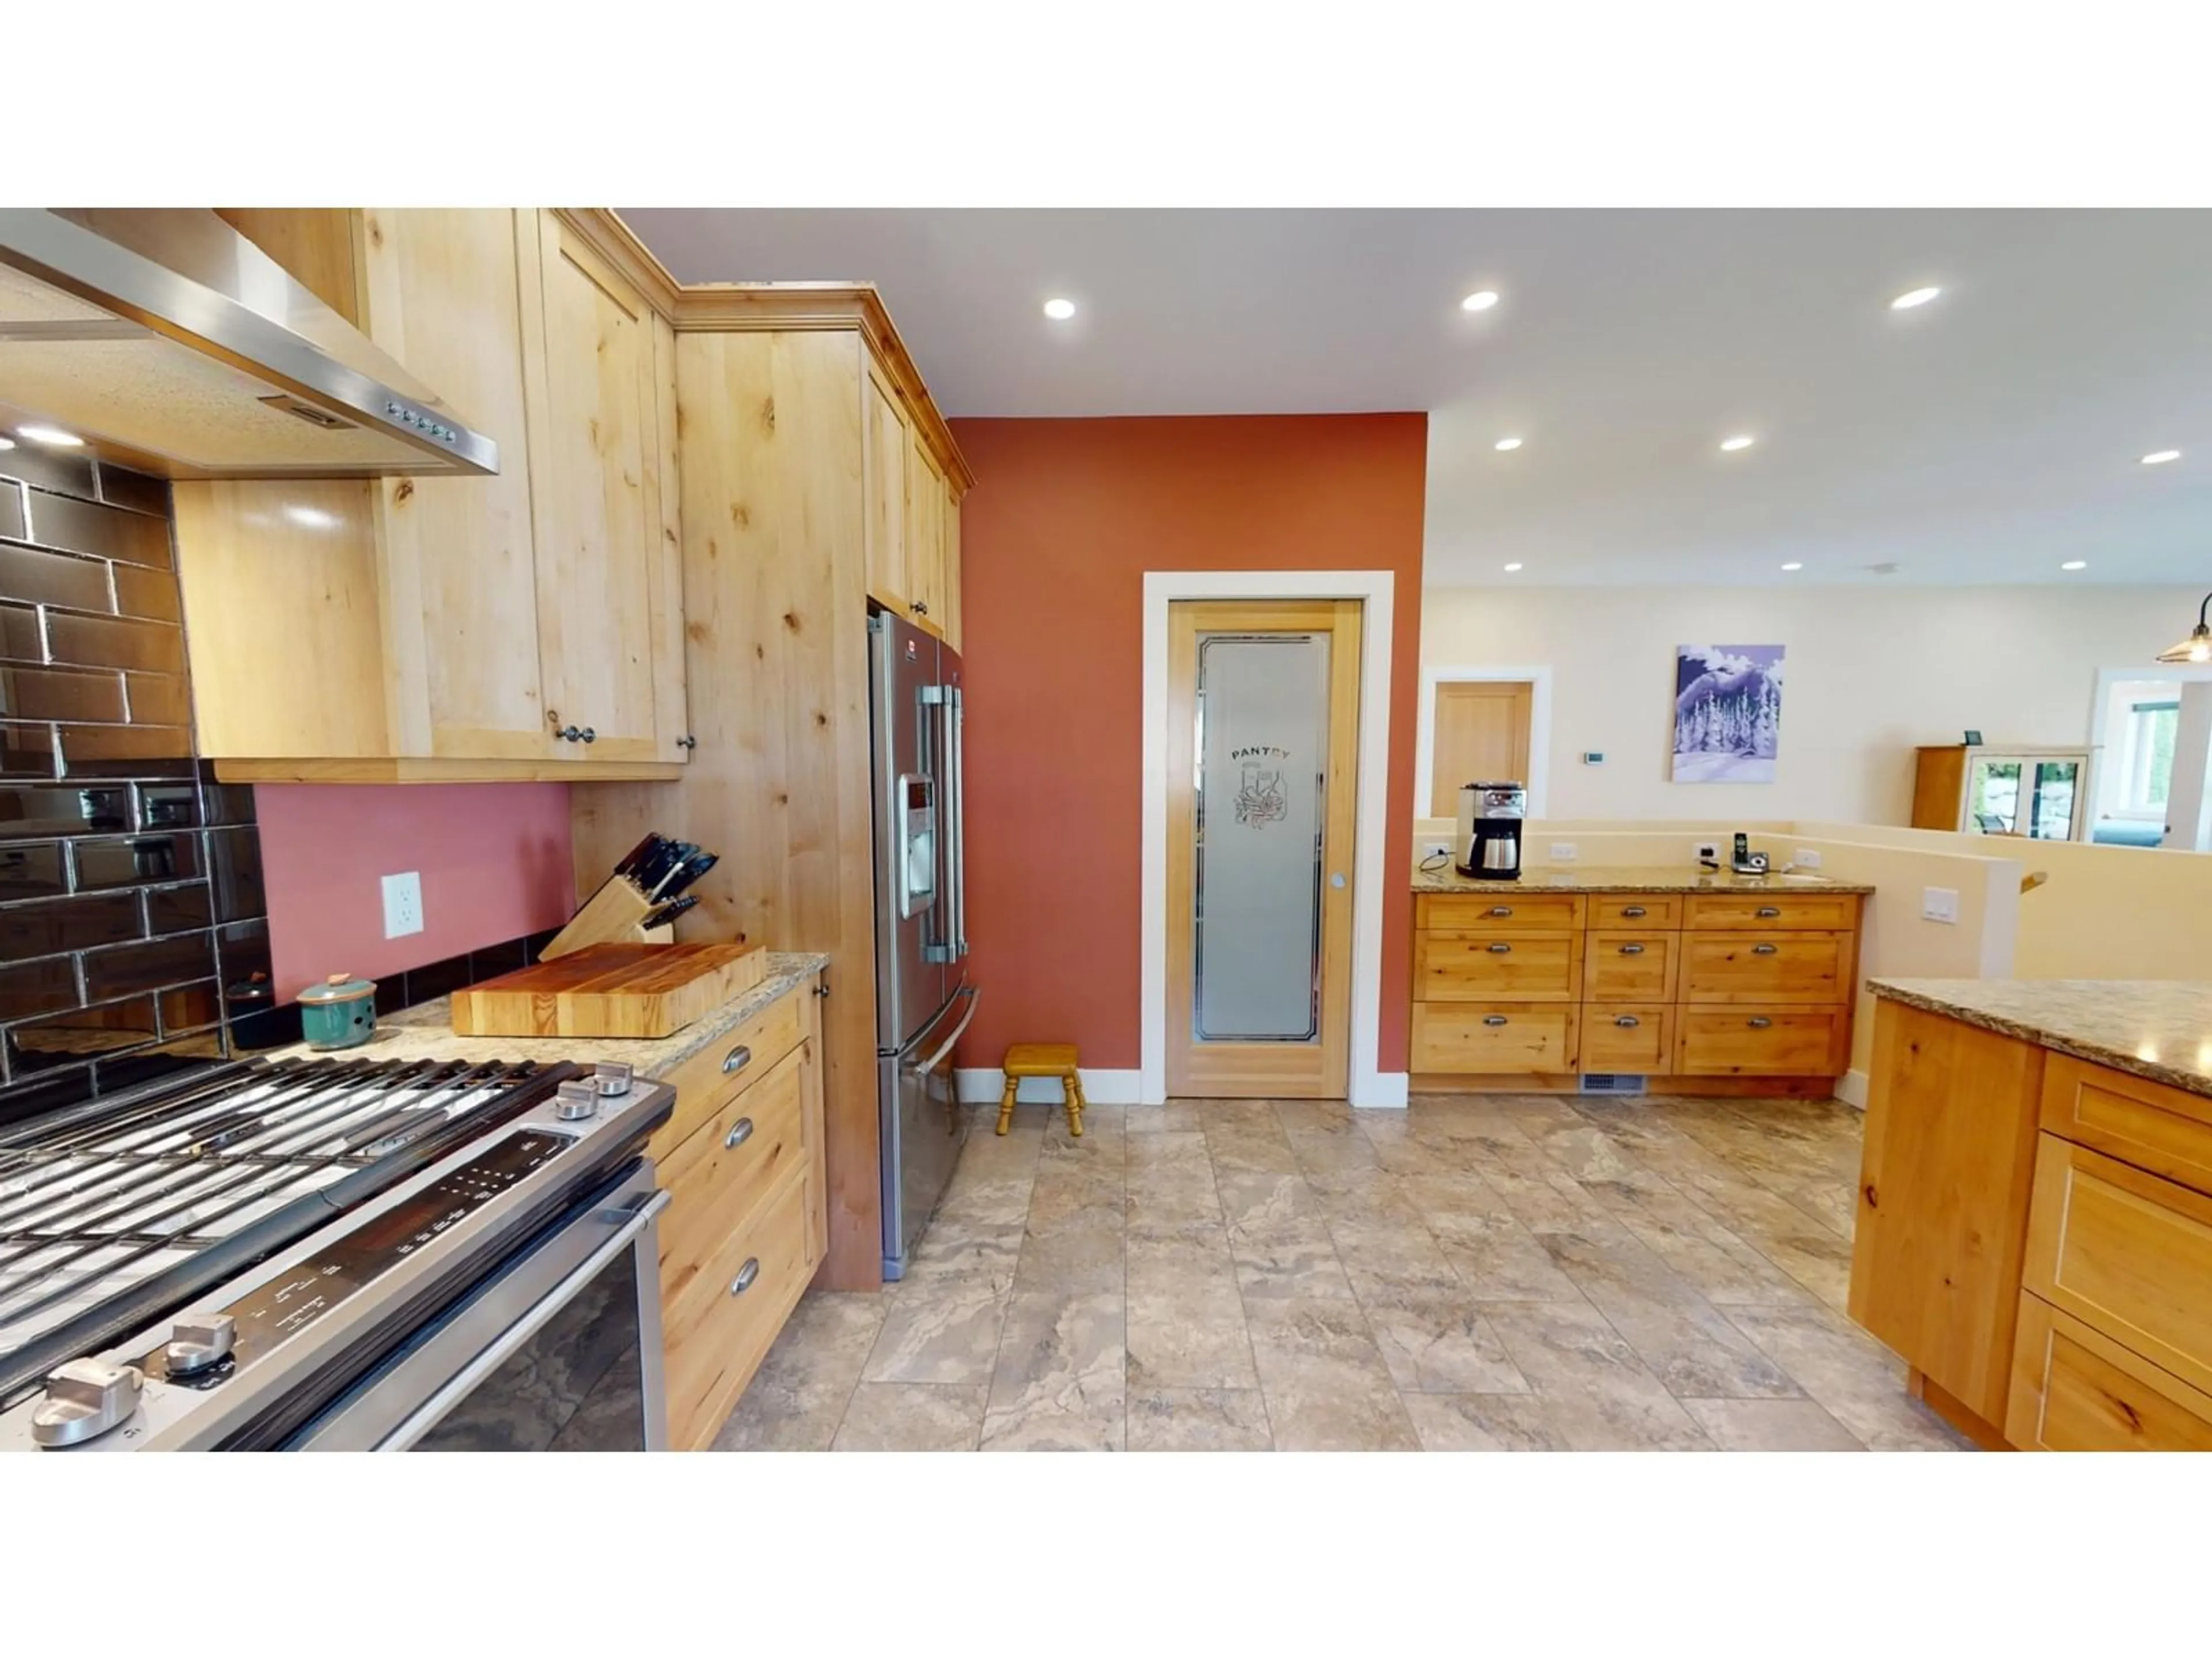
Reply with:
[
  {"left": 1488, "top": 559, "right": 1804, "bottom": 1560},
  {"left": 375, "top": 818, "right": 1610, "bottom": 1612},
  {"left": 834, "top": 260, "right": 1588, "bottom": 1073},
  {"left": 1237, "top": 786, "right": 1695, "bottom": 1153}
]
[{"left": 1330, "top": 872, "right": 1346, "bottom": 889}]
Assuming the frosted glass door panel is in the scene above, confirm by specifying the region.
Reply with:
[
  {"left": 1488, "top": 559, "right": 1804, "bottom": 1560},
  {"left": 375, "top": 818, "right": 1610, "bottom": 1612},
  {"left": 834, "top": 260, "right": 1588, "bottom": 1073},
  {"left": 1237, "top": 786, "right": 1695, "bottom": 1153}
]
[{"left": 1194, "top": 633, "right": 1328, "bottom": 1041}]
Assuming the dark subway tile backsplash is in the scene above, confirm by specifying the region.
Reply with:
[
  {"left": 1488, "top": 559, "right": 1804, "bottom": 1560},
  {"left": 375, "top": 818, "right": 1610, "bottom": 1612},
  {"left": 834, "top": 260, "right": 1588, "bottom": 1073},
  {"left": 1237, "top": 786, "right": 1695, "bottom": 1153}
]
[{"left": 0, "top": 456, "right": 264, "bottom": 1120}]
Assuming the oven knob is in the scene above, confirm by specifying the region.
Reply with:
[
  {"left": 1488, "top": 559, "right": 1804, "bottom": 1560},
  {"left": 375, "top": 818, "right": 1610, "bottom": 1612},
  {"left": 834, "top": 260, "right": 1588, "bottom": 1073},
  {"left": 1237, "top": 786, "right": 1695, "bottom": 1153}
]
[
  {"left": 31, "top": 1358, "right": 144, "bottom": 1448},
  {"left": 593, "top": 1062, "right": 634, "bottom": 1097},
  {"left": 165, "top": 1313, "right": 237, "bottom": 1377},
  {"left": 554, "top": 1079, "right": 599, "bottom": 1122}
]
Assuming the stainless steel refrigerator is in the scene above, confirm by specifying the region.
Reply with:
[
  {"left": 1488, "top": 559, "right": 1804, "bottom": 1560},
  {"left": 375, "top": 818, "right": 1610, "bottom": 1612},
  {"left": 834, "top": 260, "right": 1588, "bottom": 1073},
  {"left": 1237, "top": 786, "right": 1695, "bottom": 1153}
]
[{"left": 869, "top": 609, "right": 978, "bottom": 1279}]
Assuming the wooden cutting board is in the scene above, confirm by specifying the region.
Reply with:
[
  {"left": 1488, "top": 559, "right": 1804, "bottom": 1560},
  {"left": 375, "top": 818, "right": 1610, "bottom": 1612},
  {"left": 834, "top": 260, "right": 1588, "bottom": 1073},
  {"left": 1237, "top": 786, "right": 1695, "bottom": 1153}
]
[{"left": 449, "top": 942, "right": 766, "bottom": 1039}]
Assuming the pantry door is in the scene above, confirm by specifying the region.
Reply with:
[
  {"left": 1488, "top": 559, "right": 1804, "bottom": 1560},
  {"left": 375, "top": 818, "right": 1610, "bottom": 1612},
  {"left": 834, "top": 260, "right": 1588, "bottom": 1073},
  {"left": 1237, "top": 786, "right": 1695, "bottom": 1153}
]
[{"left": 1166, "top": 599, "right": 1362, "bottom": 1098}]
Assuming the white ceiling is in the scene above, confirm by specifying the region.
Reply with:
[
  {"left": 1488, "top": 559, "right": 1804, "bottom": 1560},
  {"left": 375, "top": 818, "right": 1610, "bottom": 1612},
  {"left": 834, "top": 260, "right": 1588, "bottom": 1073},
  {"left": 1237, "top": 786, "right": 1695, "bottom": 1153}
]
[{"left": 621, "top": 209, "right": 2212, "bottom": 587}]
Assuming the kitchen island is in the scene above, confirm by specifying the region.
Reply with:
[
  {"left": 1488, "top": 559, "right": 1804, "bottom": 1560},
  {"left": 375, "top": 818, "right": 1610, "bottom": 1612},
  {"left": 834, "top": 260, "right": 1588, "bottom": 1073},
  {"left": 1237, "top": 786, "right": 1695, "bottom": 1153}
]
[
  {"left": 1851, "top": 977, "right": 2212, "bottom": 1450},
  {"left": 1409, "top": 865, "right": 1871, "bottom": 1093},
  {"left": 275, "top": 951, "right": 831, "bottom": 1450}
]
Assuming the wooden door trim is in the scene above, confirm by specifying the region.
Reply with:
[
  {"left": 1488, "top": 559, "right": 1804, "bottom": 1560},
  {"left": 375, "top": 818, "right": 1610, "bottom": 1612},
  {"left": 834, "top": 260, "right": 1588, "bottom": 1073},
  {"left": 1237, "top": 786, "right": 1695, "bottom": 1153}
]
[{"left": 1415, "top": 664, "right": 1554, "bottom": 819}]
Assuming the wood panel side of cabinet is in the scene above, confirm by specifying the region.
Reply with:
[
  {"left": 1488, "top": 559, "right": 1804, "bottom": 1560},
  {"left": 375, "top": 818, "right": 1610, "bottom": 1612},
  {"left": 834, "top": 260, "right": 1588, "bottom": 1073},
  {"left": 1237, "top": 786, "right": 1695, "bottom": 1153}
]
[{"left": 1849, "top": 1000, "right": 2045, "bottom": 1425}]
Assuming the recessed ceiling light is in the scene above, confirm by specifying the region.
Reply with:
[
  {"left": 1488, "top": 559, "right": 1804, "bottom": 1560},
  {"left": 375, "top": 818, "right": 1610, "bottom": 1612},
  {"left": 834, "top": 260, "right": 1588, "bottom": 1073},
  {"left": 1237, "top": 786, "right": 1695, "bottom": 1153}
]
[
  {"left": 17, "top": 424, "right": 82, "bottom": 447},
  {"left": 2061, "top": 560, "right": 2088, "bottom": 571},
  {"left": 1890, "top": 286, "right": 1942, "bottom": 309},
  {"left": 1460, "top": 290, "right": 1499, "bottom": 312},
  {"left": 1494, "top": 436, "right": 1523, "bottom": 452},
  {"left": 283, "top": 505, "right": 338, "bottom": 530},
  {"left": 1719, "top": 434, "right": 1756, "bottom": 452},
  {"left": 1042, "top": 298, "right": 1076, "bottom": 321},
  {"left": 1502, "top": 562, "right": 1524, "bottom": 573},
  {"left": 1780, "top": 562, "right": 1804, "bottom": 571},
  {"left": 0, "top": 437, "right": 13, "bottom": 450},
  {"left": 2142, "top": 449, "right": 2181, "bottom": 465}
]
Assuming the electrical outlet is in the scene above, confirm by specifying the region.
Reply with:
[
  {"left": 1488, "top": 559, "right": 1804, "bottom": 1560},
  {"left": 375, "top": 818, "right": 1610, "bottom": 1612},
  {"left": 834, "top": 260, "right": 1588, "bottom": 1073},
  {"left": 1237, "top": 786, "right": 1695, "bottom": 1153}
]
[
  {"left": 1794, "top": 847, "right": 1823, "bottom": 870},
  {"left": 1426, "top": 842, "right": 1453, "bottom": 861},
  {"left": 1550, "top": 842, "right": 1578, "bottom": 862},
  {"left": 382, "top": 871, "right": 424, "bottom": 939},
  {"left": 1921, "top": 886, "right": 1959, "bottom": 925},
  {"left": 1694, "top": 840, "right": 1720, "bottom": 863}
]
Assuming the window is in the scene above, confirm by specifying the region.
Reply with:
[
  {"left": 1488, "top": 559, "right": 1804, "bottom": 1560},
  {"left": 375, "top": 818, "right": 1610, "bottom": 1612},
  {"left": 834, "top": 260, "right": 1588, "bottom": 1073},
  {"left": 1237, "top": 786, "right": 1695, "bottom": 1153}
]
[{"left": 2120, "top": 699, "right": 2179, "bottom": 813}]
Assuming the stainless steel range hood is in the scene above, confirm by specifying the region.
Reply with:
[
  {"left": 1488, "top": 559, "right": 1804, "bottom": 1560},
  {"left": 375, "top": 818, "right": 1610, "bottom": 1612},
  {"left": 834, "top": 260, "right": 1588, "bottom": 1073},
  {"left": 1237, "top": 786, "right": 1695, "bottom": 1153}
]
[{"left": 0, "top": 209, "right": 498, "bottom": 480}]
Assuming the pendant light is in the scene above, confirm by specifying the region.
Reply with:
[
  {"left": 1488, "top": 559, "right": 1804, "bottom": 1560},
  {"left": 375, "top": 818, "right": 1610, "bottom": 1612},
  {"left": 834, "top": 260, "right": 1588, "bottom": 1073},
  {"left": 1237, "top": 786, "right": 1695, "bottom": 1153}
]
[{"left": 2157, "top": 592, "right": 2212, "bottom": 664}]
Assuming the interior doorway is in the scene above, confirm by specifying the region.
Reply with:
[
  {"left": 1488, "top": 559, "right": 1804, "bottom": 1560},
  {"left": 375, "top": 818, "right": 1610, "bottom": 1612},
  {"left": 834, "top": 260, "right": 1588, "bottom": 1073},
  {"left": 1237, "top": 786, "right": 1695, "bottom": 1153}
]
[
  {"left": 1165, "top": 599, "right": 1362, "bottom": 1097},
  {"left": 1429, "top": 679, "right": 1532, "bottom": 815}
]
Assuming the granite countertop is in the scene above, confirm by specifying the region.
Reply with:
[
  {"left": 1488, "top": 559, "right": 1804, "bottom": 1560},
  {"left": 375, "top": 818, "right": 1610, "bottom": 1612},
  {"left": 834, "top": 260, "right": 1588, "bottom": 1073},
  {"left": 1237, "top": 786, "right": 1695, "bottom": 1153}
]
[
  {"left": 1870, "top": 978, "right": 2212, "bottom": 1100},
  {"left": 267, "top": 951, "right": 831, "bottom": 1078},
  {"left": 1412, "top": 863, "right": 1874, "bottom": 895}
]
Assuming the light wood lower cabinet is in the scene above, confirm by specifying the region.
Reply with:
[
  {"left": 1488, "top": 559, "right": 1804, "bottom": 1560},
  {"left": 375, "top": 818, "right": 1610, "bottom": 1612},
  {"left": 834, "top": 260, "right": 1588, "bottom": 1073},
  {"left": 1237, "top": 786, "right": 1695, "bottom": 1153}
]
[
  {"left": 2006, "top": 1294, "right": 2212, "bottom": 1451},
  {"left": 1410, "top": 888, "right": 1859, "bottom": 1088},
  {"left": 649, "top": 976, "right": 826, "bottom": 1450}
]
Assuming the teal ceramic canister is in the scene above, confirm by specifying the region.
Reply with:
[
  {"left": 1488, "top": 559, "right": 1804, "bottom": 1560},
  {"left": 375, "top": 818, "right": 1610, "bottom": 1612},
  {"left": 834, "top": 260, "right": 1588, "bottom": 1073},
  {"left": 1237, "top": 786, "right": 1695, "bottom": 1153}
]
[{"left": 299, "top": 972, "right": 378, "bottom": 1050}]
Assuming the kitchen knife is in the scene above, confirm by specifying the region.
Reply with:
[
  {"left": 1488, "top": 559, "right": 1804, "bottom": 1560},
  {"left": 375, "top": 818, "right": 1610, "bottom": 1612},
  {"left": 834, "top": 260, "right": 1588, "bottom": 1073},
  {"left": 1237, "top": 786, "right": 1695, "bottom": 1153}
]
[
  {"left": 635, "top": 837, "right": 684, "bottom": 895},
  {"left": 647, "top": 843, "right": 704, "bottom": 900},
  {"left": 612, "top": 833, "right": 660, "bottom": 881},
  {"left": 657, "top": 851, "right": 718, "bottom": 899},
  {"left": 641, "top": 895, "right": 699, "bottom": 930}
]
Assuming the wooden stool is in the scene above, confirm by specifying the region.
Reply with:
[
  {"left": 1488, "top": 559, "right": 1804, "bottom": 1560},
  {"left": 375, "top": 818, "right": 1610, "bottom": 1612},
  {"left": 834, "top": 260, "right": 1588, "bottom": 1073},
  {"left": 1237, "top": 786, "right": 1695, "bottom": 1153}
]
[{"left": 998, "top": 1043, "right": 1084, "bottom": 1137}]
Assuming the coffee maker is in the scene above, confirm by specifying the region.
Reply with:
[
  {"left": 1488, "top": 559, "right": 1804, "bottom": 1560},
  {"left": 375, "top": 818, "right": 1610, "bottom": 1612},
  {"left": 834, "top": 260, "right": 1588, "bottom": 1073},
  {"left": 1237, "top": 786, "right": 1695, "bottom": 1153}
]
[{"left": 1455, "top": 782, "right": 1528, "bottom": 880}]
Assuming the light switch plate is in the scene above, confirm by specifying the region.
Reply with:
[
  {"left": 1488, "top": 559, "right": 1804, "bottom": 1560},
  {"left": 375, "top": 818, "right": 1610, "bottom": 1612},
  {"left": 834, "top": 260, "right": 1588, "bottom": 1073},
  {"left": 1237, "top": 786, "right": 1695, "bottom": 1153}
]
[
  {"left": 382, "top": 871, "right": 424, "bottom": 938},
  {"left": 1921, "top": 886, "right": 1959, "bottom": 924},
  {"left": 1550, "top": 842, "right": 1578, "bottom": 862},
  {"left": 1794, "top": 847, "right": 1823, "bottom": 870}
]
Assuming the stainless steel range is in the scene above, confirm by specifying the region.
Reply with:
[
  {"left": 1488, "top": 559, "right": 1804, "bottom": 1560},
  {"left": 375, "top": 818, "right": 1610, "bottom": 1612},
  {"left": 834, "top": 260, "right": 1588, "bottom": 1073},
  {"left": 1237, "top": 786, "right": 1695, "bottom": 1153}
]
[{"left": 0, "top": 1055, "right": 673, "bottom": 1452}]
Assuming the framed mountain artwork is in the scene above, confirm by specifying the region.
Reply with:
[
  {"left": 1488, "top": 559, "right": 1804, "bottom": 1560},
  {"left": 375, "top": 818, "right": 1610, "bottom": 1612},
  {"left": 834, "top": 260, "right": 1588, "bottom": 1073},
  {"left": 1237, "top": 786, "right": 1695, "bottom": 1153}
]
[{"left": 1673, "top": 643, "right": 1785, "bottom": 783}]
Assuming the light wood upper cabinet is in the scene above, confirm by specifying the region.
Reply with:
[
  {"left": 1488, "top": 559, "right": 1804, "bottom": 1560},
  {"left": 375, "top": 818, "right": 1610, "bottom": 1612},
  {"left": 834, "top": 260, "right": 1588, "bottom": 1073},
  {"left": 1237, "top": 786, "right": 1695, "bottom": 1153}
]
[
  {"left": 173, "top": 209, "right": 687, "bottom": 782},
  {"left": 527, "top": 214, "right": 684, "bottom": 763},
  {"left": 860, "top": 347, "right": 963, "bottom": 647}
]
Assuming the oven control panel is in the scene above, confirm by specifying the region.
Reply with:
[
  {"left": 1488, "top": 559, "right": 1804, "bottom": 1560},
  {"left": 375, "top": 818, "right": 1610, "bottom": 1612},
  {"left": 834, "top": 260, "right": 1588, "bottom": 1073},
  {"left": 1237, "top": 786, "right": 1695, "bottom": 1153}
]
[{"left": 144, "top": 1130, "right": 573, "bottom": 1387}]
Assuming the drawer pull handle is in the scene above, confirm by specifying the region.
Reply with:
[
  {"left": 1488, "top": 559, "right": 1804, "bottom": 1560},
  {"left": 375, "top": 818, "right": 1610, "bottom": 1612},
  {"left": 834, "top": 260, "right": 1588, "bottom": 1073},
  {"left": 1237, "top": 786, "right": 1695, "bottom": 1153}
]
[
  {"left": 1483, "top": 1014, "right": 1509, "bottom": 1027},
  {"left": 1747, "top": 1017, "right": 1773, "bottom": 1029},
  {"left": 724, "top": 1116, "right": 755, "bottom": 1150},
  {"left": 722, "top": 1043, "right": 753, "bottom": 1075},
  {"left": 1756, "top": 906, "right": 1781, "bottom": 918},
  {"left": 1622, "top": 905, "right": 1646, "bottom": 918},
  {"left": 1488, "top": 906, "right": 1513, "bottom": 917},
  {"left": 1751, "top": 943, "right": 1779, "bottom": 955},
  {"left": 730, "top": 1259, "right": 760, "bottom": 1296},
  {"left": 1614, "top": 1016, "right": 1641, "bottom": 1028},
  {"left": 1619, "top": 944, "right": 1645, "bottom": 956},
  {"left": 1487, "top": 942, "right": 1512, "bottom": 954}
]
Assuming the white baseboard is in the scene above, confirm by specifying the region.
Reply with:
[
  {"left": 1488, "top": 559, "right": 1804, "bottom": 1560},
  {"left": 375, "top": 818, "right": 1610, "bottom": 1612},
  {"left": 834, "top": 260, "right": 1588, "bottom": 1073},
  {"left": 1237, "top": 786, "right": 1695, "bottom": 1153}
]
[
  {"left": 1834, "top": 1069, "right": 1869, "bottom": 1110},
  {"left": 1353, "top": 1071, "right": 1408, "bottom": 1109},
  {"left": 955, "top": 1067, "right": 1144, "bottom": 1106}
]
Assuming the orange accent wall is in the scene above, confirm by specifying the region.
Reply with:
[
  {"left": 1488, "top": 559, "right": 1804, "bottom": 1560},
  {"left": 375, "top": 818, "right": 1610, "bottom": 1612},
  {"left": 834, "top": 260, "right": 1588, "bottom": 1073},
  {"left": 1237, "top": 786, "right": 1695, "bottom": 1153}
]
[{"left": 949, "top": 414, "right": 1427, "bottom": 1075}]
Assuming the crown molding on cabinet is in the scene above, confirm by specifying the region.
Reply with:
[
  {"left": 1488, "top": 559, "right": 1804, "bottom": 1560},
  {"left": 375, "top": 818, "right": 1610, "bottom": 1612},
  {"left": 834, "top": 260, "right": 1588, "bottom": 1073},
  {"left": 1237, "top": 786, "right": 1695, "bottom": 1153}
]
[{"left": 552, "top": 209, "right": 973, "bottom": 497}]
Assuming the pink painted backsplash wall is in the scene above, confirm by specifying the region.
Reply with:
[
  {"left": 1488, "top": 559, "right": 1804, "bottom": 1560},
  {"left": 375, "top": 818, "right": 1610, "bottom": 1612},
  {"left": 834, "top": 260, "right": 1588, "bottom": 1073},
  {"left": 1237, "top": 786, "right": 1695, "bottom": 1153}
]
[{"left": 255, "top": 783, "right": 576, "bottom": 1001}]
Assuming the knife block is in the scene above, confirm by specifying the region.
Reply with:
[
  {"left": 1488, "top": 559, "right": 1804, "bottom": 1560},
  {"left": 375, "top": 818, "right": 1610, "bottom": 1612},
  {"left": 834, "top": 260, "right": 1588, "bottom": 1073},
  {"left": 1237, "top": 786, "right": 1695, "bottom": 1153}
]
[{"left": 541, "top": 874, "right": 676, "bottom": 961}]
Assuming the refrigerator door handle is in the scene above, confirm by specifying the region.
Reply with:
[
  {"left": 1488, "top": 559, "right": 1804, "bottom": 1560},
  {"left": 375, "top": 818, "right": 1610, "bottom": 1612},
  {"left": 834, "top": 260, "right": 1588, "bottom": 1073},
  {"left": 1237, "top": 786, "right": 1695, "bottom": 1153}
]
[
  {"left": 947, "top": 684, "right": 967, "bottom": 959},
  {"left": 916, "top": 984, "right": 980, "bottom": 1078}
]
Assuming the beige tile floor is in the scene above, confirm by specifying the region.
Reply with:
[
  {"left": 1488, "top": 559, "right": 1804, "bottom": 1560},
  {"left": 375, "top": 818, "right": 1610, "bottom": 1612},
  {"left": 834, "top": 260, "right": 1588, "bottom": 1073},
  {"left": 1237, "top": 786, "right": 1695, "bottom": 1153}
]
[{"left": 713, "top": 1090, "right": 1972, "bottom": 1452}]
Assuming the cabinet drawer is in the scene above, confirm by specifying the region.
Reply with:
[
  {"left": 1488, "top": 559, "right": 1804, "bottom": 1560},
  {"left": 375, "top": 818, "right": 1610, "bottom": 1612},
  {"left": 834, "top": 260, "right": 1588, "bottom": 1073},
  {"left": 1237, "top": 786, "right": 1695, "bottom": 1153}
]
[
  {"left": 1412, "top": 1002, "right": 1578, "bottom": 1073},
  {"left": 662, "top": 1162, "right": 817, "bottom": 1450},
  {"left": 1675, "top": 1007, "right": 1845, "bottom": 1076},
  {"left": 2006, "top": 1293, "right": 2212, "bottom": 1452},
  {"left": 1580, "top": 1005, "right": 1673, "bottom": 1074},
  {"left": 658, "top": 1037, "right": 810, "bottom": 1302},
  {"left": 1681, "top": 931, "right": 1847, "bottom": 1003},
  {"left": 1582, "top": 932, "right": 1679, "bottom": 1001},
  {"left": 2022, "top": 1135, "right": 2212, "bottom": 1397},
  {"left": 1415, "top": 932, "right": 1580, "bottom": 1001},
  {"left": 1588, "top": 895, "right": 1681, "bottom": 929},
  {"left": 647, "top": 984, "right": 809, "bottom": 1161},
  {"left": 1684, "top": 892, "right": 1860, "bottom": 931},
  {"left": 2040, "top": 1055, "right": 2212, "bottom": 1200},
  {"left": 1418, "top": 892, "right": 1586, "bottom": 933}
]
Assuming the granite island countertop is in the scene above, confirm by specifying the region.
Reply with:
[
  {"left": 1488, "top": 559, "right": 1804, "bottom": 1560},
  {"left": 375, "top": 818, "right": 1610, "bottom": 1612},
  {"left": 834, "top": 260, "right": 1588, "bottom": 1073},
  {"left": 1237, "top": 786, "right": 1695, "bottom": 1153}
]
[
  {"left": 1412, "top": 863, "right": 1874, "bottom": 896},
  {"left": 1869, "top": 978, "right": 2212, "bottom": 1100},
  {"left": 268, "top": 951, "right": 831, "bottom": 1077}
]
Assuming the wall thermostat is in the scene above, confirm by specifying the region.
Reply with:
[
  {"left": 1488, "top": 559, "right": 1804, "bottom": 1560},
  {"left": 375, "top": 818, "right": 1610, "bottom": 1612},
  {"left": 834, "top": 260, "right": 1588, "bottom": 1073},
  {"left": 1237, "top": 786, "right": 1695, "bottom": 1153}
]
[{"left": 1582, "top": 751, "right": 1605, "bottom": 765}]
